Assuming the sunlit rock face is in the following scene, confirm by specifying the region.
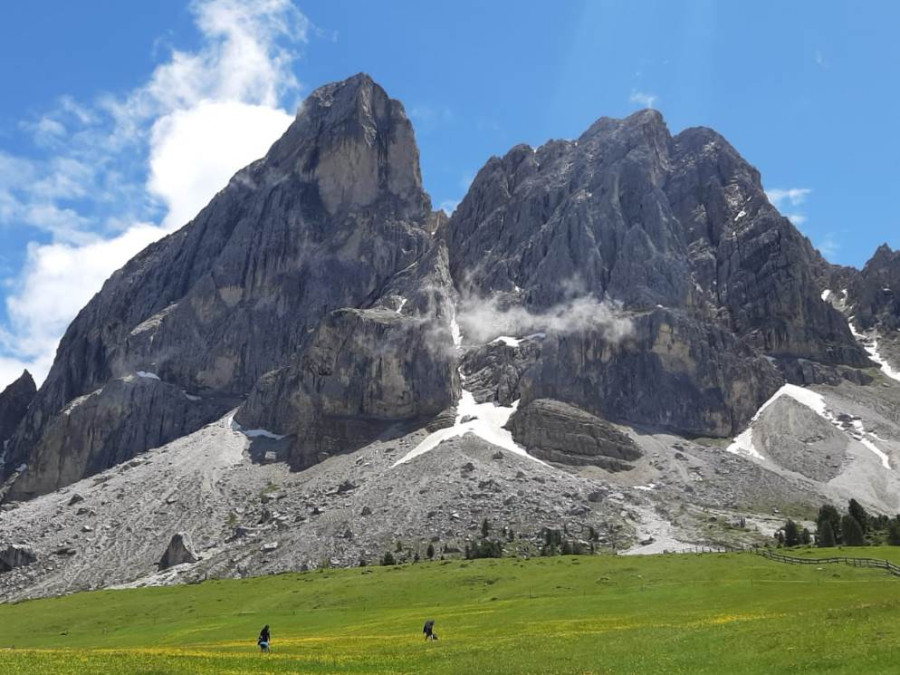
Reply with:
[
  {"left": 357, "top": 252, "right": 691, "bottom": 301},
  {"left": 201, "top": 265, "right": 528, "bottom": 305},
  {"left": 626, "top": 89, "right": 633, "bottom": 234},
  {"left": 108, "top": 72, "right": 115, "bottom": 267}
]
[
  {"left": 1, "top": 76, "right": 880, "bottom": 501},
  {"left": 2, "top": 74, "right": 446, "bottom": 499}
]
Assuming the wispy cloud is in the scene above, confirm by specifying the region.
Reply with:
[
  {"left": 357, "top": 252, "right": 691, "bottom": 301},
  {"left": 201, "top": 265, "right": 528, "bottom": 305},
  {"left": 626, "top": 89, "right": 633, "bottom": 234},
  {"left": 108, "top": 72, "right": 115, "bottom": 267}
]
[
  {"left": 766, "top": 187, "right": 812, "bottom": 209},
  {"left": 629, "top": 90, "right": 658, "bottom": 109},
  {"left": 766, "top": 187, "right": 814, "bottom": 235},
  {"left": 0, "top": 0, "right": 312, "bottom": 389}
]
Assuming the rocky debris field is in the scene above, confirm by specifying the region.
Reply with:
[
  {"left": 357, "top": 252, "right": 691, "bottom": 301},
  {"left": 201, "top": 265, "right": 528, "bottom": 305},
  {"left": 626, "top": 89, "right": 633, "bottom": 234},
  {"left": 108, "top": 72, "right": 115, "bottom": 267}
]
[{"left": 4, "top": 370, "right": 899, "bottom": 601}]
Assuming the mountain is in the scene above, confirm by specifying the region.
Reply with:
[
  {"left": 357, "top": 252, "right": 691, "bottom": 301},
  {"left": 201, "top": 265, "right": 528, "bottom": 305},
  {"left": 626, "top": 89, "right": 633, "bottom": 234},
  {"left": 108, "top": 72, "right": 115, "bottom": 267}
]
[
  {"left": 0, "top": 371, "right": 35, "bottom": 453},
  {"left": 2, "top": 74, "right": 454, "bottom": 499},
  {"left": 2, "top": 74, "right": 900, "bottom": 600}
]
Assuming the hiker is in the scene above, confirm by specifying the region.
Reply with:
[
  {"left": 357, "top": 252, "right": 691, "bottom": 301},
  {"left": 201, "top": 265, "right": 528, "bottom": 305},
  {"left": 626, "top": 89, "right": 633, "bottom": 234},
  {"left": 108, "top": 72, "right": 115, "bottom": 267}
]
[
  {"left": 423, "top": 619, "right": 438, "bottom": 640},
  {"left": 258, "top": 624, "right": 271, "bottom": 653}
]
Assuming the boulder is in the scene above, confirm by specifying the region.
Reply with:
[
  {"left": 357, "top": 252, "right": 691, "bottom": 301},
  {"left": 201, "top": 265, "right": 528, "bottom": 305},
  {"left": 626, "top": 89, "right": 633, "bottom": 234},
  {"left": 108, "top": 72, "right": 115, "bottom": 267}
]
[
  {"left": 0, "top": 544, "right": 37, "bottom": 572},
  {"left": 509, "top": 399, "right": 641, "bottom": 470},
  {"left": 158, "top": 532, "right": 199, "bottom": 570}
]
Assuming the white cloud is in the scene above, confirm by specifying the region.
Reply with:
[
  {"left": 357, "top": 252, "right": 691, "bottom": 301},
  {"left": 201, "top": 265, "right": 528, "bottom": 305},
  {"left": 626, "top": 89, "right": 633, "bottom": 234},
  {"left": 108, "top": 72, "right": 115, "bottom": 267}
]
[
  {"left": 149, "top": 100, "right": 292, "bottom": 228},
  {"left": 629, "top": 90, "right": 658, "bottom": 109},
  {"left": 0, "top": 224, "right": 167, "bottom": 380},
  {"left": 785, "top": 213, "right": 807, "bottom": 225},
  {"left": 0, "top": 0, "right": 309, "bottom": 389},
  {"left": 766, "top": 187, "right": 811, "bottom": 209}
]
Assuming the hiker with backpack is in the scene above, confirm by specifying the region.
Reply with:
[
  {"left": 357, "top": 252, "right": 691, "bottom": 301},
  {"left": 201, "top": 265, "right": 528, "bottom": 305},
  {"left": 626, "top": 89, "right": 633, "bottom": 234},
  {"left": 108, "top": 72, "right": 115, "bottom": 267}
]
[
  {"left": 423, "top": 619, "right": 438, "bottom": 640},
  {"left": 258, "top": 624, "right": 271, "bottom": 652}
]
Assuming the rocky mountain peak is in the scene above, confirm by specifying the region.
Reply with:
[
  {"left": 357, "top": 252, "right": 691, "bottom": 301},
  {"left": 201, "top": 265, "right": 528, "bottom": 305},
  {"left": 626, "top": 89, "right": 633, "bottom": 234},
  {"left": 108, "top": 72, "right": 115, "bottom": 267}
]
[
  {"left": 0, "top": 370, "right": 36, "bottom": 451},
  {"left": 262, "top": 72, "right": 428, "bottom": 218}
]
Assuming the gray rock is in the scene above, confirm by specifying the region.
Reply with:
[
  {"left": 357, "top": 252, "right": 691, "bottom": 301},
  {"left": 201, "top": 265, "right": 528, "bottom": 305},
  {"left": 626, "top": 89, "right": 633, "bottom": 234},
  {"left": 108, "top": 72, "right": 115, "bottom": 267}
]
[
  {"left": 0, "top": 371, "right": 35, "bottom": 449},
  {"left": 158, "top": 532, "right": 199, "bottom": 570},
  {"left": 0, "top": 545, "right": 37, "bottom": 572},
  {"left": 509, "top": 399, "right": 640, "bottom": 470}
]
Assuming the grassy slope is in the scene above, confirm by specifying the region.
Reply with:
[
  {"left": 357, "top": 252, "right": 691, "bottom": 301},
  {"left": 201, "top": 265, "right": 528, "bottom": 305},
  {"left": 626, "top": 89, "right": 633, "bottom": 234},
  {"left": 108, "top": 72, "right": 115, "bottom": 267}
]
[{"left": 1, "top": 551, "right": 899, "bottom": 674}]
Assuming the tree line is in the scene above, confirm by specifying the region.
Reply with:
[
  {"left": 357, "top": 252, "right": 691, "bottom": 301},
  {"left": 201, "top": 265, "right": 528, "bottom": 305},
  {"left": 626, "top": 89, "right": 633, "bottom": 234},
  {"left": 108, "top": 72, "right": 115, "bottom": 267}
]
[{"left": 778, "top": 498, "right": 900, "bottom": 548}]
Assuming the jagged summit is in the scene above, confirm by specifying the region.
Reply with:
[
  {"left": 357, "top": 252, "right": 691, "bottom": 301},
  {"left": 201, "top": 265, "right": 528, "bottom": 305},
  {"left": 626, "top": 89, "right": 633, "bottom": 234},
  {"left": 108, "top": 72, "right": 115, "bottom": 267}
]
[
  {"left": 261, "top": 72, "right": 428, "bottom": 217},
  {"left": 0, "top": 74, "right": 891, "bottom": 507},
  {"left": 0, "top": 74, "right": 441, "bottom": 500},
  {"left": 0, "top": 370, "right": 35, "bottom": 452}
]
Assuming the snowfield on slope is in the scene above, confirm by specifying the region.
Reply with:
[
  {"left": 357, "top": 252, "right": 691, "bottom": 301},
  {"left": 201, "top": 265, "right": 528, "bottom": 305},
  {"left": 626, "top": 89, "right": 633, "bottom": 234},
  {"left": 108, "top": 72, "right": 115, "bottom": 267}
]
[{"left": 727, "top": 384, "right": 891, "bottom": 470}]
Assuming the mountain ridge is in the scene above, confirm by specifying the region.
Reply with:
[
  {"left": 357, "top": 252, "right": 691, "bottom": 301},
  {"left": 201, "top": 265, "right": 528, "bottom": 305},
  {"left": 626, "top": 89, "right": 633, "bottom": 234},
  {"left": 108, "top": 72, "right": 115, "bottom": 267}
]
[{"left": 0, "top": 73, "right": 897, "bottom": 506}]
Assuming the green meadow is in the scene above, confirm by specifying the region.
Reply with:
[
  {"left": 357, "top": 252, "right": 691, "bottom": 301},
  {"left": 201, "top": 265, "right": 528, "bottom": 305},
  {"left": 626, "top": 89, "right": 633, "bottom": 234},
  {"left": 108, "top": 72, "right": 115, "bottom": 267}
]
[{"left": 1, "top": 550, "right": 899, "bottom": 674}]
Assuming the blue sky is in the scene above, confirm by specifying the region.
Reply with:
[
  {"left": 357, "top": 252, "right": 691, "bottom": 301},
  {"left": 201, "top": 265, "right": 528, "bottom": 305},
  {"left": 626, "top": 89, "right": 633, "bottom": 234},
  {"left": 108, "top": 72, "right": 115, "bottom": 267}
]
[{"left": 1, "top": 0, "right": 898, "bottom": 388}]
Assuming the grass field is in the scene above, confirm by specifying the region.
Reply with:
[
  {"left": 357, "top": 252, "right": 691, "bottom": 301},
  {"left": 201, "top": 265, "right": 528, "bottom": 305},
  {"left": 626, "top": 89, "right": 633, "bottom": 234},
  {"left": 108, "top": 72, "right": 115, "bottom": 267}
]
[{"left": 1, "top": 550, "right": 900, "bottom": 674}]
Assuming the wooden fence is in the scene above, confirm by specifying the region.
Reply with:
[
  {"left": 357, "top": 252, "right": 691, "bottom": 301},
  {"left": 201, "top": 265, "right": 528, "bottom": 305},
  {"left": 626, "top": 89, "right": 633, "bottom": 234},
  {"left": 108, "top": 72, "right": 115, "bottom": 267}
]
[
  {"left": 653, "top": 544, "right": 900, "bottom": 578},
  {"left": 757, "top": 548, "right": 900, "bottom": 577}
]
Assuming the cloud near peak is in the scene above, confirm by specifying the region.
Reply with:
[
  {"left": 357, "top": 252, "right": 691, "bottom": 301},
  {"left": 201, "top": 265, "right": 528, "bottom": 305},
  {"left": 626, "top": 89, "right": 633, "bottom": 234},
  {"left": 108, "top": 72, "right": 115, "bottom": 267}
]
[{"left": 0, "top": 0, "right": 310, "bottom": 390}]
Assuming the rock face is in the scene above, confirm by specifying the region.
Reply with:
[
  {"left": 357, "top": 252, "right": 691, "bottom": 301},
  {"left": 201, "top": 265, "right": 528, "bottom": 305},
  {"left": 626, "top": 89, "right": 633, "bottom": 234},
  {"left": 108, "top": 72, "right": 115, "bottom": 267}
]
[
  {"left": 508, "top": 399, "right": 640, "bottom": 470},
  {"left": 518, "top": 309, "right": 784, "bottom": 437},
  {"left": 158, "top": 532, "right": 199, "bottom": 570},
  {"left": 445, "top": 110, "right": 870, "bottom": 436},
  {"left": 235, "top": 235, "right": 459, "bottom": 469},
  {"left": 0, "top": 371, "right": 35, "bottom": 450},
  {"left": 2, "top": 73, "right": 451, "bottom": 499},
  {"left": 846, "top": 244, "right": 900, "bottom": 332},
  {"left": 0, "top": 75, "right": 886, "bottom": 502},
  {"left": 819, "top": 244, "right": 900, "bottom": 372}
]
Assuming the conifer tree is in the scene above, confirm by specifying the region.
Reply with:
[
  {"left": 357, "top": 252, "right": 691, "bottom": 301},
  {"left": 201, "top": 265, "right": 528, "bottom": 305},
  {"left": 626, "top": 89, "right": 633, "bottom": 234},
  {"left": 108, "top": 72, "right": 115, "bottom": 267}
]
[
  {"left": 817, "top": 521, "right": 836, "bottom": 547},
  {"left": 849, "top": 499, "right": 869, "bottom": 533},
  {"left": 784, "top": 520, "right": 800, "bottom": 547},
  {"left": 841, "top": 514, "right": 865, "bottom": 546}
]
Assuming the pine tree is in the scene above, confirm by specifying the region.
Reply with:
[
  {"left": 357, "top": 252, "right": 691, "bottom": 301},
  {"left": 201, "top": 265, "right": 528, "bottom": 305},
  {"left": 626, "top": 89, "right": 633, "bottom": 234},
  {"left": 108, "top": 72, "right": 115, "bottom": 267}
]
[
  {"left": 784, "top": 520, "right": 800, "bottom": 547},
  {"left": 817, "top": 521, "right": 836, "bottom": 547},
  {"left": 800, "top": 528, "right": 812, "bottom": 546},
  {"left": 849, "top": 499, "right": 869, "bottom": 534},
  {"left": 888, "top": 518, "right": 900, "bottom": 546},
  {"left": 381, "top": 552, "right": 396, "bottom": 566},
  {"left": 426, "top": 543, "right": 435, "bottom": 559},
  {"left": 841, "top": 514, "right": 865, "bottom": 546},
  {"left": 817, "top": 504, "right": 842, "bottom": 544},
  {"left": 481, "top": 518, "right": 490, "bottom": 538}
]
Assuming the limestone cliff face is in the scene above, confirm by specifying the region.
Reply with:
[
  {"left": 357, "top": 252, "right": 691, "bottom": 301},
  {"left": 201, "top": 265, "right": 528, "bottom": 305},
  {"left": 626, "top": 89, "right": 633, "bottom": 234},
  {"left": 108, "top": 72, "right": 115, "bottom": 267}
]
[
  {"left": 2, "top": 74, "right": 447, "bottom": 499},
  {"left": 235, "top": 242, "right": 459, "bottom": 469},
  {"left": 447, "top": 110, "right": 867, "bottom": 438},
  {"left": 449, "top": 110, "right": 865, "bottom": 365},
  {"left": 0, "top": 371, "right": 35, "bottom": 452},
  {"left": 0, "top": 77, "right": 885, "bottom": 500}
]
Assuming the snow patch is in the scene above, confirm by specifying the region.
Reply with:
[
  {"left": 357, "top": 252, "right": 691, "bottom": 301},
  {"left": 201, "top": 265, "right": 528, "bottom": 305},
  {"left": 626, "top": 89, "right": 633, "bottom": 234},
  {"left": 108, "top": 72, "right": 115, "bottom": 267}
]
[
  {"left": 849, "top": 324, "right": 900, "bottom": 383},
  {"left": 136, "top": 371, "right": 161, "bottom": 381},
  {"left": 396, "top": 297, "right": 408, "bottom": 314},
  {"left": 393, "top": 390, "right": 546, "bottom": 467},
  {"left": 450, "top": 315, "right": 462, "bottom": 349},
  {"left": 492, "top": 336, "right": 522, "bottom": 347},
  {"left": 821, "top": 289, "right": 832, "bottom": 302}
]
